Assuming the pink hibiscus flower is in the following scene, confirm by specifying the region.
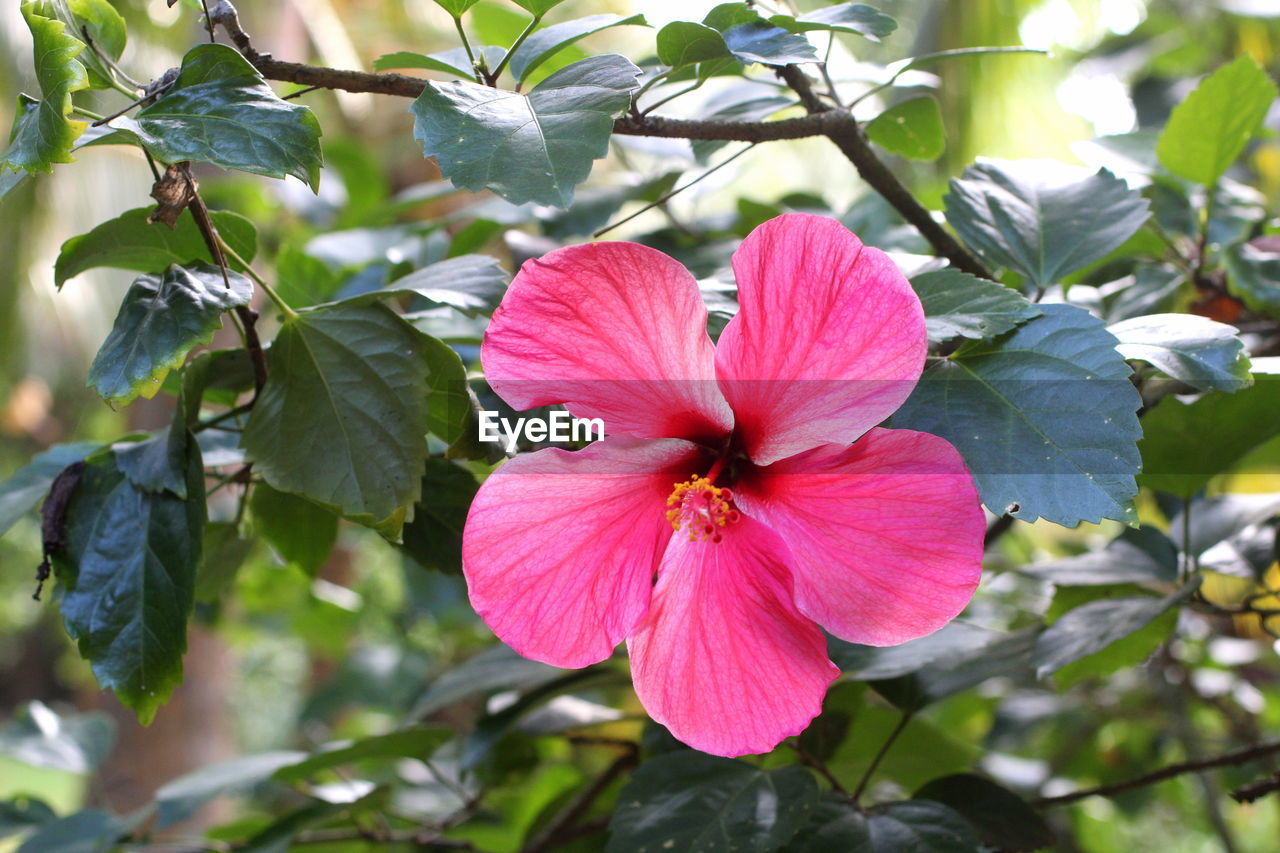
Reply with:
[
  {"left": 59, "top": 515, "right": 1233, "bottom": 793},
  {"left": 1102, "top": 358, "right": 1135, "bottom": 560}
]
[{"left": 462, "top": 213, "right": 985, "bottom": 757}]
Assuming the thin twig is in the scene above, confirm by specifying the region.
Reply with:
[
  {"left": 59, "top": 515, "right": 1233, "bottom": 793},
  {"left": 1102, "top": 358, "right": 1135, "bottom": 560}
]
[
  {"left": 1033, "top": 739, "right": 1280, "bottom": 808},
  {"left": 522, "top": 748, "right": 637, "bottom": 853},
  {"left": 283, "top": 84, "right": 324, "bottom": 100},
  {"left": 851, "top": 711, "right": 912, "bottom": 802}
]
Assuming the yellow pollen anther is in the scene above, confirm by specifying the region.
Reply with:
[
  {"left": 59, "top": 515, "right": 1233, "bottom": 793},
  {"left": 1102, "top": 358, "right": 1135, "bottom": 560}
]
[{"left": 666, "top": 475, "right": 739, "bottom": 543}]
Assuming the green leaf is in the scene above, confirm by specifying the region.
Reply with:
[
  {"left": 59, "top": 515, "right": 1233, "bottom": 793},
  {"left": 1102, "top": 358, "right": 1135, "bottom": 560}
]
[
  {"left": 509, "top": 14, "right": 648, "bottom": 82},
  {"left": 114, "top": 411, "right": 197, "bottom": 498},
  {"left": 860, "top": 629, "right": 1040, "bottom": 711},
  {"left": 1169, "top": 493, "right": 1280, "bottom": 558},
  {"left": 0, "top": 442, "right": 100, "bottom": 538},
  {"left": 944, "top": 159, "right": 1150, "bottom": 290},
  {"left": 240, "top": 302, "right": 437, "bottom": 532},
  {"left": 894, "top": 304, "right": 1143, "bottom": 526},
  {"left": 771, "top": 3, "right": 898, "bottom": 40},
  {"left": 1044, "top": 585, "right": 1181, "bottom": 688},
  {"left": 1032, "top": 581, "right": 1198, "bottom": 679},
  {"left": 411, "top": 54, "right": 640, "bottom": 208},
  {"left": 826, "top": 710, "right": 978, "bottom": 796},
  {"left": 196, "top": 522, "right": 254, "bottom": 602},
  {"left": 829, "top": 620, "right": 999, "bottom": 679},
  {"left": 1, "top": 4, "right": 88, "bottom": 173},
  {"left": 0, "top": 796, "right": 56, "bottom": 839},
  {"left": 722, "top": 22, "right": 819, "bottom": 66},
  {"left": 1109, "top": 313, "right": 1251, "bottom": 393},
  {"left": 55, "top": 206, "right": 258, "bottom": 288},
  {"left": 51, "top": 449, "right": 205, "bottom": 724},
  {"left": 411, "top": 643, "right": 566, "bottom": 718},
  {"left": 1224, "top": 240, "right": 1280, "bottom": 319},
  {"left": 54, "top": 0, "right": 127, "bottom": 90},
  {"left": 511, "top": 0, "right": 569, "bottom": 15},
  {"left": 15, "top": 810, "right": 121, "bottom": 853},
  {"left": 792, "top": 801, "right": 980, "bottom": 852},
  {"left": 691, "top": 95, "right": 791, "bottom": 163},
  {"left": 273, "top": 727, "right": 451, "bottom": 782},
  {"left": 1156, "top": 55, "right": 1277, "bottom": 186},
  {"left": 385, "top": 254, "right": 509, "bottom": 316},
  {"left": 914, "top": 774, "right": 1053, "bottom": 853},
  {"left": 155, "top": 751, "right": 306, "bottom": 828},
  {"left": 432, "top": 0, "right": 480, "bottom": 15},
  {"left": 865, "top": 96, "right": 945, "bottom": 160},
  {"left": 607, "top": 752, "right": 818, "bottom": 853},
  {"left": 657, "top": 22, "right": 732, "bottom": 67},
  {"left": 250, "top": 483, "right": 338, "bottom": 576},
  {"left": 372, "top": 46, "right": 506, "bottom": 78},
  {"left": 87, "top": 265, "right": 253, "bottom": 406},
  {"left": 132, "top": 44, "right": 323, "bottom": 188},
  {"left": 1138, "top": 370, "right": 1280, "bottom": 497},
  {"left": 401, "top": 459, "right": 478, "bottom": 574},
  {"left": 910, "top": 268, "right": 1040, "bottom": 343},
  {"left": 0, "top": 701, "right": 115, "bottom": 773},
  {"left": 1022, "top": 525, "right": 1179, "bottom": 586},
  {"left": 783, "top": 797, "right": 869, "bottom": 851}
]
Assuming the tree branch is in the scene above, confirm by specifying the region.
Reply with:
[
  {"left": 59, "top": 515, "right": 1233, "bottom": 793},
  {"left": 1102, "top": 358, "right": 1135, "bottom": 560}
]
[
  {"left": 207, "top": 2, "right": 989, "bottom": 275},
  {"left": 1033, "top": 739, "right": 1280, "bottom": 808}
]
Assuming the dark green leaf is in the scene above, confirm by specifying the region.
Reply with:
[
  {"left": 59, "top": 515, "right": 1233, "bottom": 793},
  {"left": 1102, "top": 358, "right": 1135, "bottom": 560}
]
[
  {"left": 910, "top": 269, "right": 1040, "bottom": 343},
  {"left": 1032, "top": 581, "right": 1197, "bottom": 679},
  {"left": 250, "top": 483, "right": 338, "bottom": 576},
  {"left": 240, "top": 302, "right": 437, "bottom": 532},
  {"left": 944, "top": 159, "right": 1149, "bottom": 289},
  {"left": 0, "top": 4, "right": 87, "bottom": 173},
  {"left": 1139, "top": 370, "right": 1280, "bottom": 497},
  {"left": 783, "top": 797, "right": 870, "bottom": 851},
  {"left": 509, "top": 14, "right": 648, "bottom": 82},
  {"left": 830, "top": 621, "right": 1004, "bottom": 680},
  {"left": 894, "top": 304, "right": 1143, "bottom": 526},
  {"left": 0, "top": 701, "right": 115, "bottom": 773},
  {"left": 863, "top": 801, "right": 980, "bottom": 852},
  {"left": 411, "top": 643, "right": 566, "bottom": 718},
  {"left": 132, "top": 44, "right": 323, "bottom": 188},
  {"left": 155, "top": 751, "right": 306, "bottom": 828},
  {"left": 1022, "top": 525, "right": 1179, "bottom": 586},
  {"left": 865, "top": 629, "right": 1040, "bottom": 711},
  {"left": 608, "top": 752, "right": 818, "bottom": 853},
  {"left": 1156, "top": 55, "right": 1277, "bottom": 186},
  {"left": 401, "top": 459, "right": 478, "bottom": 574},
  {"left": 866, "top": 96, "right": 945, "bottom": 160},
  {"left": 51, "top": 449, "right": 205, "bottom": 724},
  {"left": 411, "top": 54, "right": 640, "bottom": 208},
  {"left": 0, "top": 796, "right": 56, "bottom": 838},
  {"left": 0, "top": 442, "right": 100, "bottom": 537},
  {"left": 657, "top": 22, "right": 732, "bottom": 66},
  {"left": 1224, "top": 240, "right": 1280, "bottom": 319},
  {"left": 182, "top": 347, "right": 256, "bottom": 419},
  {"left": 113, "top": 410, "right": 196, "bottom": 498},
  {"left": 196, "top": 522, "right": 254, "bottom": 602},
  {"left": 87, "top": 265, "right": 252, "bottom": 406},
  {"left": 55, "top": 207, "right": 258, "bottom": 288},
  {"left": 771, "top": 3, "right": 897, "bottom": 40},
  {"left": 273, "top": 727, "right": 451, "bottom": 782},
  {"left": 15, "top": 809, "right": 120, "bottom": 853},
  {"left": 384, "top": 254, "right": 509, "bottom": 316},
  {"left": 915, "top": 775, "right": 1051, "bottom": 853},
  {"left": 1109, "top": 313, "right": 1251, "bottom": 392}
]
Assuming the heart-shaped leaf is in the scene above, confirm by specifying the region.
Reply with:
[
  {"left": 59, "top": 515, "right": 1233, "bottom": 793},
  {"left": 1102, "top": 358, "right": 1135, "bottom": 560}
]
[
  {"left": 1, "top": 4, "right": 88, "bottom": 173},
  {"left": 911, "top": 269, "right": 1040, "bottom": 343}
]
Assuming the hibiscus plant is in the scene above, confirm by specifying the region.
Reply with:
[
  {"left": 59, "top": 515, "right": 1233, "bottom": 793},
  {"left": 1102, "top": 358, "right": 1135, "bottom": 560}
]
[{"left": 2, "top": 1, "right": 1280, "bottom": 851}]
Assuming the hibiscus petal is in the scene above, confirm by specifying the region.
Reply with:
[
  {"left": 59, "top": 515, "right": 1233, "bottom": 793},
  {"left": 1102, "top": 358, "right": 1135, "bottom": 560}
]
[
  {"left": 482, "top": 242, "right": 733, "bottom": 443},
  {"left": 627, "top": 515, "right": 839, "bottom": 757},
  {"left": 736, "top": 428, "right": 985, "bottom": 646},
  {"left": 462, "top": 437, "right": 706, "bottom": 669},
  {"left": 716, "top": 214, "right": 927, "bottom": 464}
]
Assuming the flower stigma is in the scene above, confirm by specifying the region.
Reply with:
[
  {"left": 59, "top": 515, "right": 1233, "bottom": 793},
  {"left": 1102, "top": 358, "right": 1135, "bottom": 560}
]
[{"left": 665, "top": 475, "right": 741, "bottom": 543}]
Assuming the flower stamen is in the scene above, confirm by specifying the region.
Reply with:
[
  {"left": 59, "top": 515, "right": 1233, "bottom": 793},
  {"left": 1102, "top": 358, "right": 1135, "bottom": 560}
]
[{"left": 666, "top": 475, "right": 739, "bottom": 543}]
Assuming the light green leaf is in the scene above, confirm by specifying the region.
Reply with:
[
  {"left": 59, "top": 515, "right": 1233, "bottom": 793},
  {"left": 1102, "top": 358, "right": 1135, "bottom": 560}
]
[
  {"left": 511, "top": 0, "right": 569, "bottom": 15},
  {"left": 155, "top": 751, "right": 306, "bottom": 828},
  {"left": 88, "top": 265, "right": 253, "bottom": 406},
  {"left": 1109, "top": 313, "right": 1251, "bottom": 392},
  {"left": 250, "top": 483, "right": 338, "bottom": 576},
  {"left": 771, "top": 3, "right": 898, "bottom": 40},
  {"left": 133, "top": 44, "right": 323, "bottom": 188},
  {"left": 54, "top": 0, "right": 127, "bottom": 90},
  {"left": 372, "top": 46, "right": 505, "bottom": 78},
  {"left": 656, "top": 22, "right": 732, "bottom": 67},
  {"left": 410, "top": 54, "right": 640, "bottom": 208},
  {"left": 1, "top": 4, "right": 88, "bottom": 173},
  {"left": 0, "top": 442, "right": 100, "bottom": 538},
  {"left": 608, "top": 752, "right": 819, "bottom": 853},
  {"left": 240, "top": 302, "right": 439, "bottom": 532},
  {"left": 910, "top": 269, "right": 1040, "bottom": 343},
  {"left": 1156, "top": 55, "right": 1277, "bottom": 186},
  {"left": 866, "top": 96, "right": 945, "bottom": 160},
  {"left": 55, "top": 206, "right": 258, "bottom": 288},
  {"left": 51, "top": 449, "right": 205, "bottom": 725},
  {"left": 894, "top": 304, "right": 1143, "bottom": 526},
  {"left": 944, "top": 159, "right": 1150, "bottom": 289},
  {"left": 1224, "top": 240, "right": 1280, "bottom": 319},
  {"left": 1138, "top": 370, "right": 1280, "bottom": 497},
  {"left": 432, "top": 0, "right": 480, "bottom": 15},
  {"left": 509, "top": 14, "right": 647, "bottom": 82}
]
